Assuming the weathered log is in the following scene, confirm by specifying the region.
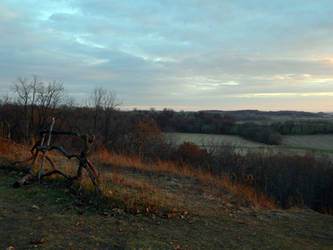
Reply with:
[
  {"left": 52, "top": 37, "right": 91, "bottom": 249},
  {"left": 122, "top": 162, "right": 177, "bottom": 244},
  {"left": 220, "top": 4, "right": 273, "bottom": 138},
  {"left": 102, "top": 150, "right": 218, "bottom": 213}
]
[
  {"left": 12, "top": 154, "right": 55, "bottom": 170},
  {"left": 13, "top": 173, "right": 34, "bottom": 188},
  {"left": 86, "top": 159, "right": 99, "bottom": 181},
  {"left": 5, "top": 120, "right": 101, "bottom": 194},
  {"left": 38, "top": 117, "right": 55, "bottom": 182},
  {"left": 40, "top": 169, "right": 74, "bottom": 180},
  {"left": 40, "top": 130, "right": 94, "bottom": 155}
]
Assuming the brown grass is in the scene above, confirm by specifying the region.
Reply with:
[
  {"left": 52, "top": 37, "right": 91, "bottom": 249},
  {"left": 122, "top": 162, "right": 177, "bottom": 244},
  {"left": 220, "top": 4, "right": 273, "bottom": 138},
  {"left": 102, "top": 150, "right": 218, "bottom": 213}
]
[
  {"left": 91, "top": 148, "right": 275, "bottom": 210},
  {"left": 0, "top": 137, "right": 31, "bottom": 163},
  {"left": 0, "top": 138, "right": 275, "bottom": 215}
]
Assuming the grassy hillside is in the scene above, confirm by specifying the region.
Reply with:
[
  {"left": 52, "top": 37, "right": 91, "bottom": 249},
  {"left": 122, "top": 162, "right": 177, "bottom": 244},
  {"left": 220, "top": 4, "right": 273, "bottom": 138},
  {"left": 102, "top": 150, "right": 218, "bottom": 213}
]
[{"left": 1, "top": 139, "right": 333, "bottom": 249}]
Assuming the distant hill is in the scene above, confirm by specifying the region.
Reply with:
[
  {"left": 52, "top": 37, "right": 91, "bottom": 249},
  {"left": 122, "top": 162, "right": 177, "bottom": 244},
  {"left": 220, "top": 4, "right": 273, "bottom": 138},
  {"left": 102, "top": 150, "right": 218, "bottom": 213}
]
[
  {"left": 200, "top": 110, "right": 325, "bottom": 122},
  {"left": 202, "top": 109, "right": 322, "bottom": 117}
]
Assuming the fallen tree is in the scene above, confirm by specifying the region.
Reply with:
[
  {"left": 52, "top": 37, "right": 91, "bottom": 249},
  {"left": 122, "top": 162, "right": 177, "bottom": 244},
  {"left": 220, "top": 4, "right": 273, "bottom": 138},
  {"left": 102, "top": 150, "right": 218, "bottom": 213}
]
[{"left": 10, "top": 118, "right": 101, "bottom": 194}]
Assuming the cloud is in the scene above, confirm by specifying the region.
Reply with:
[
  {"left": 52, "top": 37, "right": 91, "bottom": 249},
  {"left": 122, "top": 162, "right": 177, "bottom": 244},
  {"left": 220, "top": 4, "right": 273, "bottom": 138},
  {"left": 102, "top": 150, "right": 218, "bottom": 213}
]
[
  {"left": 0, "top": 4, "right": 18, "bottom": 21},
  {"left": 235, "top": 92, "right": 333, "bottom": 98},
  {"left": 0, "top": 0, "right": 333, "bottom": 111}
]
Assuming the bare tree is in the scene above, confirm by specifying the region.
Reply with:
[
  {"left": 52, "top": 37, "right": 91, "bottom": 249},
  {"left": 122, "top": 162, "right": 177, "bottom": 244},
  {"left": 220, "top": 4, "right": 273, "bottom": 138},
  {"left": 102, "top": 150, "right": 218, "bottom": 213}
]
[
  {"left": 14, "top": 77, "right": 31, "bottom": 106},
  {"left": 91, "top": 87, "right": 104, "bottom": 131},
  {"left": 0, "top": 93, "right": 12, "bottom": 105},
  {"left": 12, "top": 76, "right": 64, "bottom": 141},
  {"left": 89, "top": 87, "right": 120, "bottom": 144},
  {"left": 13, "top": 77, "right": 33, "bottom": 141},
  {"left": 36, "top": 80, "right": 64, "bottom": 130}
]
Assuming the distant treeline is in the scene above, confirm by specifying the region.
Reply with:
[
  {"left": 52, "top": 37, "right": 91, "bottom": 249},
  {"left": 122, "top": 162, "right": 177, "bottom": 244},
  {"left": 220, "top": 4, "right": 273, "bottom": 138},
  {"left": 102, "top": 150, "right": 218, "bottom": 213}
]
[
  {"left": 148, "top": 109, "right": 333, "bottom": 145},
  {"left": 204, "top": 109, "right": 324, "bottom": 120},
  {"left": 1, "top": 76, "right": 333, "bottom": 147},
  {"left": 2, "top": 100, "right": 333, "bottom": 147},
  {"left": 270, "top": 120, "right": 333, "bottom": 135}
]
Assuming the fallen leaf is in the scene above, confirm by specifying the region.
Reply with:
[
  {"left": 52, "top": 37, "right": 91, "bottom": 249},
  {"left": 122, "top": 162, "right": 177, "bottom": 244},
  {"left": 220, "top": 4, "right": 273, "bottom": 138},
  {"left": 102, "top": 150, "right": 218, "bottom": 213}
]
[
  {"left": 181, "top": 210, "right": 188, "bottom": 216},
  {"left": 30, "top": 238, "right": 45, "bottom": 245}
]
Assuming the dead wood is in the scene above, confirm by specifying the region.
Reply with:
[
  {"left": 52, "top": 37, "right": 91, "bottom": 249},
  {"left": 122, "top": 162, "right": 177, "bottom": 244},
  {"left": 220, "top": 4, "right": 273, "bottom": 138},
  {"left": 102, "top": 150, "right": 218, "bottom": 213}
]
[
  {"left": 13, "top": 173, "right": 34, "bottom": 188},
  {"left": 37, "top": 117, "right": 55, "bottom": 181},
  {"left": 8, "top": 119, "right": 101, "bottom": 194}
]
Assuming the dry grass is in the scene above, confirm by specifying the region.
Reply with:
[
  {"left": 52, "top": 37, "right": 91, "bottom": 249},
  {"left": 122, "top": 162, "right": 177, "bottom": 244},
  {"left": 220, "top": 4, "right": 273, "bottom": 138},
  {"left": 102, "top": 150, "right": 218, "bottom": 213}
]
[
  {"left": 0, "top": 137, "right": 31, "bottom": 163},
  {"left": 91, "top": 148, "right": 275, "bottom": 210},
  {"left": 0, "top": 138, "right": 275, "bottom": 215},
  {"left": 97, "top": 170, "right": 185, "bottom": 215}
]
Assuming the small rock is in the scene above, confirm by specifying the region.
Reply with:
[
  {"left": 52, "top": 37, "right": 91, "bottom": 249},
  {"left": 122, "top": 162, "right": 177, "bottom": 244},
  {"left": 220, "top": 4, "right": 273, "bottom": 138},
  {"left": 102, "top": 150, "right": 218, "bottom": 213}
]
[
  {"left": 102, "top": 211, "right": 109, "bottom": 216},
  {"left": 226, "top": 203, "right": 233, "bottom": 208},
  {"left": 55, "top": 198, "right": 63, "bottom": 203},
  {"left": 32, "top": 205, "right": 40, "bottom": 210},
  {"left": 112, "top": 208, "right": 124, "bottom": 215}
]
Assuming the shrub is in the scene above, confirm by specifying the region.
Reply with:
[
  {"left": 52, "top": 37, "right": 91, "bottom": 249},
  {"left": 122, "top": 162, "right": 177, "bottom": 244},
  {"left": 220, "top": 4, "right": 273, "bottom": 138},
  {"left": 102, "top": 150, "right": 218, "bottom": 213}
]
[
  {"left": 125, "top": 118, "right": 171, "bottom": 161},
  {"left": 238, "top": 123, "right": 282, "bottom": 145},
  {"left": 212, "top": 147, "right": 333, "bottom": 212},
  {"left": 176, "top": 142, "right": 209, "bottom": 167}
]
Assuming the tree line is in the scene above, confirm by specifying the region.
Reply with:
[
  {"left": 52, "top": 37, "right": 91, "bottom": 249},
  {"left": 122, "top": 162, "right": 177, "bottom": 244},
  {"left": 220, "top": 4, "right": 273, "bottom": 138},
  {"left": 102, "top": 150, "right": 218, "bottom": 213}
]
[{"left": 2, "top": 76, "right": 333, "bottom": 148}]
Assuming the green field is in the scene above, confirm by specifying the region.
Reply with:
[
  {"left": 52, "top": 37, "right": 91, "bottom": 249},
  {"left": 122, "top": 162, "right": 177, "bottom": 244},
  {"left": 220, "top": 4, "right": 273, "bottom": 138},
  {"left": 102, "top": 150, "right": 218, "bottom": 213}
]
[
  {"left": 282, "top": 135, "right": 333, "bottom": 152},
  {"left": 165, "top": 132, "right": 333, "bottom": 155}
]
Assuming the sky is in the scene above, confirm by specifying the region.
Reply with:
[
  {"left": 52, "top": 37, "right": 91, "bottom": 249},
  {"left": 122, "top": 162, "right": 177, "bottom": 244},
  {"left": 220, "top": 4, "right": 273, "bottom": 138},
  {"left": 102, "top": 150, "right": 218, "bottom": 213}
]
[{"left": 1, "top": 0, "right": 333, "bottom": 112}]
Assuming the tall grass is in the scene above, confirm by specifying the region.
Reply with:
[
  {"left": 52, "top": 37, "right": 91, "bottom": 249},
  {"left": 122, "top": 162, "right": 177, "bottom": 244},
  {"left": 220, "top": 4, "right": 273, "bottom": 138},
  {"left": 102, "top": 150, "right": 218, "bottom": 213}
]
[
  {"left": 91, "top": 148, "right": 275, "bottom": 210},
  {"left": 0, "top": 137, "right": 31, "bottom": 163},
  {"left": 0, "top": 137, "right": 275, "bottom": 214}
]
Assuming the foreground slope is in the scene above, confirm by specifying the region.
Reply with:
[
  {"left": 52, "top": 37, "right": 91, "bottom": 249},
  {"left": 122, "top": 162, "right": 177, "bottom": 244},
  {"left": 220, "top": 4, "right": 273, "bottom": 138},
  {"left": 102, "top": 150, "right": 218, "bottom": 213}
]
[{"left": 1, "top": 169, "right": 333, "bottom": 249}]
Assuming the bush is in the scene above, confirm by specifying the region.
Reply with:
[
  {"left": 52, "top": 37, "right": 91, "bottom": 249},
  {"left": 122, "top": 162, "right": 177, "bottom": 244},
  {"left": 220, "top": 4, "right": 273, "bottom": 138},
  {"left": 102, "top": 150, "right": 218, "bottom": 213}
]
[
  {"left": 125, "top": 118, "right": 171, "bottom": 161},
  {"left": 212, "top": 147, "right": 333, "bottom": 212},
  {"left": 175, "top": 142, "right": 210, "bottom": 167},
  {"left": 238, "top": 123, "right": 282, "bottom": 145}
]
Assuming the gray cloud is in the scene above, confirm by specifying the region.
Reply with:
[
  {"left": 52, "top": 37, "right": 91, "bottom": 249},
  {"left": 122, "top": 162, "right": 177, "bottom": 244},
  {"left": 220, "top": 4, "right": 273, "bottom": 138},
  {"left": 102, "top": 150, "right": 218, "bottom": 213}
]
[{"left": 1, "top": 0, "right": 333, "bottom": 111}]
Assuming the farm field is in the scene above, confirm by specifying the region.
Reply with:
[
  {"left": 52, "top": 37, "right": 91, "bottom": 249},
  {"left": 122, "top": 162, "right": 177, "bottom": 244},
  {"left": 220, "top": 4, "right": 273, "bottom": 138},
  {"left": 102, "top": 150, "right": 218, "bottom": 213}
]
[
  {"left": 165, "top": 132, "right": 264, "bottom": 148},
  {"left": 165, "top": 132, "right": 333, "bottom": 155},
  {"left": 282, "top": 135, "right": 333, "bottom": 152}
]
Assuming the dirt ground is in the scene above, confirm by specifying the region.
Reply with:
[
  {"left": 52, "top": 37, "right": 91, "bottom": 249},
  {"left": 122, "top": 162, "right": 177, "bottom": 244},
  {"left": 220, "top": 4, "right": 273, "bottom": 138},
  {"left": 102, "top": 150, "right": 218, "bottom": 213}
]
[{"left": 1, "top": 169, "right": 333, "bottom": 249}]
